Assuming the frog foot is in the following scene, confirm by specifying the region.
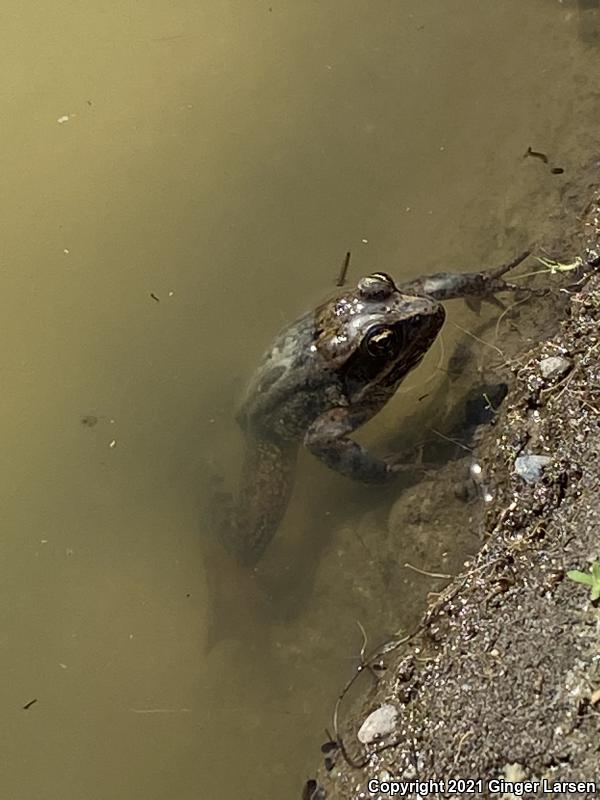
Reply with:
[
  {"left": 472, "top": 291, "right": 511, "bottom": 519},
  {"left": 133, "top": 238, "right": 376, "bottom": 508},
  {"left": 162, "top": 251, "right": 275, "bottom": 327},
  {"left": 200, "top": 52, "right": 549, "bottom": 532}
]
[{"left": 475, "top": 250, "right": 548, "bottom": 295}]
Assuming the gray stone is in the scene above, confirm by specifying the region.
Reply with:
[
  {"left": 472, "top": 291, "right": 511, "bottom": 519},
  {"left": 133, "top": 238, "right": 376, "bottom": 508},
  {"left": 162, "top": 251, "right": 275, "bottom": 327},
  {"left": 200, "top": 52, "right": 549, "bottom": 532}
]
[
  {"left": 539, "top": 356, "right": 572, "bottom": 380},
  {"left": 514, "top": 454, "right": 552, "bottom": 484},
  {"left": 357, "top": 703, "right": 398, "bottom": 744}
]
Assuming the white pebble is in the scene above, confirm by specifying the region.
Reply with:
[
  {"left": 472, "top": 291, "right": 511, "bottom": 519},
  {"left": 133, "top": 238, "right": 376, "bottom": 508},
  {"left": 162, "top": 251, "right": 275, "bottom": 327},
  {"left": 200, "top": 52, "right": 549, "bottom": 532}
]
[
  {"left": 514, "top": 454, "right": 551, "bottom": 484},
  {"left": 539, "top": 356, "right": 571, "bottom": 380},
  {"left": 357, "top": 703, "right": 398, "bottom": 744}
]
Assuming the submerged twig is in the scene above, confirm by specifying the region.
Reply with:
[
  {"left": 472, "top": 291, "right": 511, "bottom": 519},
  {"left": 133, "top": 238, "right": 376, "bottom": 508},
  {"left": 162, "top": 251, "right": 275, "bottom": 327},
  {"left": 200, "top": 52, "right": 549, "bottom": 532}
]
[
  {"left": 336, "top": 251, "right": 351, "bottom": 286},
  {"left": 332, "top": 625, "right": 420, "bottom": 768},
  {"left": 130, "top": 708, "right": 192, "bottom": 714},
  {"left": 356, "top": 620, "right": 368, "bottom": 663},
  {"left": 404, "top": 562, "right": 453, "bottom": 580},
  {"left": 428, "top": 427, "right": 473, "bottom": 453},
  {"left": 524, "top": 146, "right": 548, "bottom": 164},
  {"left": 493, "top": 294, "right": 531, "bottom": 342},
  {"left": 450, "top": 321, "right": 505, "bottom": 358}
]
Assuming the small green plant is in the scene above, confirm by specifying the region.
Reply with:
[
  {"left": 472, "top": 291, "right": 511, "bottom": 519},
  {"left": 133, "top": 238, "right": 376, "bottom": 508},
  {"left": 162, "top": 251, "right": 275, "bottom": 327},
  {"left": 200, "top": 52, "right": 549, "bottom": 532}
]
[
  {"left": 513, "top": 255, "right": 584, "bottom": 281},
  {"left": 534, "top": 255, "right": 583, "bottom": 274},
  {"left": 567, "top": 562, "right": 600, "bottom": 602}
]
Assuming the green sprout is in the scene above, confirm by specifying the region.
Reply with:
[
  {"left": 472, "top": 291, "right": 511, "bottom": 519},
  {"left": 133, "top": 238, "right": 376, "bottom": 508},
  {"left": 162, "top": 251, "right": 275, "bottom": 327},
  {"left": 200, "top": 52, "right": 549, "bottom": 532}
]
[
  {"left": 534, "top": 255, "right": 583, "bottom": 274},
  {"left": 513, "top": 255, "right": 584, "bottom": 281},
  {"left": 567, "top": 562, "right": 600, "bottom": 602}
]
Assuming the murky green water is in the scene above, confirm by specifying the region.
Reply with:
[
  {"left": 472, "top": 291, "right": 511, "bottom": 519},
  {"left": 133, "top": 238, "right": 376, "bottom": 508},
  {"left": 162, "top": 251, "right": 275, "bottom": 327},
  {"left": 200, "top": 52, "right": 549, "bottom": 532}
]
[{"left": 1, "top": 1, "right": 599, "bottom": 797}]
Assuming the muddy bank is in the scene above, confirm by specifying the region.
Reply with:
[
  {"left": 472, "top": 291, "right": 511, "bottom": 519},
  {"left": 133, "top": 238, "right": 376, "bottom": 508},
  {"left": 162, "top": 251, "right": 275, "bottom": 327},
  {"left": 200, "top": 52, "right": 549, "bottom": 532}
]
[{"left": 305, "top": 178, "right": 600, "bottom": 799}]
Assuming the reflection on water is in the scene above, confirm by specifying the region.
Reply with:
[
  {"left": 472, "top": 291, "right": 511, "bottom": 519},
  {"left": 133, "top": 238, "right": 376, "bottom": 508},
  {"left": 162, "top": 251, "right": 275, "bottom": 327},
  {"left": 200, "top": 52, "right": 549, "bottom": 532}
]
[{"left": 1, "top": 0, "right": 599, "bottom": 797}]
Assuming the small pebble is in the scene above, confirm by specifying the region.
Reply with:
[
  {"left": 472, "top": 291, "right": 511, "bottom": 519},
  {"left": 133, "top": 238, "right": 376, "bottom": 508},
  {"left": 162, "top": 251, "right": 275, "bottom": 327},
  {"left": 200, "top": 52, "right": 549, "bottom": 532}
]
[
  {"left": 539, "top": 356, "right": 571, "bottom": 380},
  {"left": 357, "top": 703, "right": 398, "bottom": 744},
  {"left": 585, "top": 248, "right": 600, "bottom": 267},
  {"left": 514, "top": 454, "right": 552, "bottom": 484}
]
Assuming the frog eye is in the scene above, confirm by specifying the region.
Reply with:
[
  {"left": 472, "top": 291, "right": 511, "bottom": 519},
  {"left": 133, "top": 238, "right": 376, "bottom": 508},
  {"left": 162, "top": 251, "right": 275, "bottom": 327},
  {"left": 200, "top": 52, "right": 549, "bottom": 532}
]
[
  {"left": 358, "top": 273, "right": 397, "bottom": 299},
  {"left": 363, "top": 325, "right": 400, "bottom": 358}
]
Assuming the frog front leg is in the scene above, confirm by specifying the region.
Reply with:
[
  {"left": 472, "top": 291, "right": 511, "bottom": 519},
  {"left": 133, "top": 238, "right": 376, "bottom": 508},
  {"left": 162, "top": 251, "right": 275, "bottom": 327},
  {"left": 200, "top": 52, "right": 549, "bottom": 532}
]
[{"left": 304, "top": 407, "right": 399, "bottom": 483}]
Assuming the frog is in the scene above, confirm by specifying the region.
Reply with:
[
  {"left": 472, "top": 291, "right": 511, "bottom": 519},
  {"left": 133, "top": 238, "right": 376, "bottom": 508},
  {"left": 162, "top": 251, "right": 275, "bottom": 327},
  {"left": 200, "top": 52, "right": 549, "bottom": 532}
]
[{"left": 215, "top": 251, "right": 531, "bottom": 566}]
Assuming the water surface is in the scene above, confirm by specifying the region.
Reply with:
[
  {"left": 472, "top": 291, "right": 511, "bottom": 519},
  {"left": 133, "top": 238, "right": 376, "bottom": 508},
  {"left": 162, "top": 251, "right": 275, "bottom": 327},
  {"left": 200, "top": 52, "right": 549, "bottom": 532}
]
[{"left": 1, "top": 1, "right": 599, "bottom": 797}]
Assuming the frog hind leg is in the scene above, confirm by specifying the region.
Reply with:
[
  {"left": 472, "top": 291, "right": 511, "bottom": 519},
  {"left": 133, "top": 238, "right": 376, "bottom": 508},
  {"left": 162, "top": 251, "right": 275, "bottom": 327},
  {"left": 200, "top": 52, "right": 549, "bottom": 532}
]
[{"left": 219, "top": 436, "right": 298, "bottom": 566}]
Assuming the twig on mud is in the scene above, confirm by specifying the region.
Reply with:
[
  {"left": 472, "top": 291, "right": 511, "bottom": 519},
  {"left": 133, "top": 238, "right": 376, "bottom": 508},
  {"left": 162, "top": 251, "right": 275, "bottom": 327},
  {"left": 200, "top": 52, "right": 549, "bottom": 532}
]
[
  {"left": 450, "top": 321, "right": 505, "bottom": 359},
  {"left": 331, "top": 551, "right": 509, "bottom": 769},
  {"left": 404, "top": 562, "right": 453, "bottom": 580},
  {"left": 493, "top": 294, "right": 531, "bottom": 342},
  {"left": 332, "top": 530, "right": 533, "bottom": 768},
  {"left": 543, "top": 365, "right": 579, "bottom": 403},
  {"left": 423, "top": 555, "right": 506, "bottom": 625},
  {"left": 414, "top": 654, "right": 438, "bottom": 663},
  {"left": 579, "top": 398, "right": 600, "bottom": 415},
  {"left": 560, "top": 272, "right": 592, "bottom": 291},
  {"left": 463, "top": 556, "right": 505, "bottom": 580},
  {"left": 453, "top": 730, "right": 474, "bottom": 768},
  {"left": 356, "top": 620, "right": 368, "bottom": 662},
  {"left": 428, "top": 427, "right": 473, "bottom": 453},
  {"left": 332, "top": 627, "right": 421, "bottom": 768}
]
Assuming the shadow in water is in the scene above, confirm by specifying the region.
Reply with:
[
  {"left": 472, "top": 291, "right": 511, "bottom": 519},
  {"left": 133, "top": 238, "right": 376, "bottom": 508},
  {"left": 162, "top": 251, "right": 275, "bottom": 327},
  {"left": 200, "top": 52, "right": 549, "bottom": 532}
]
[
  {"left": 578, "top": 0, "right": 600, "bottom": 43},
  {"left": 201, "top": 353, "right": 508, "bottom": 653}
]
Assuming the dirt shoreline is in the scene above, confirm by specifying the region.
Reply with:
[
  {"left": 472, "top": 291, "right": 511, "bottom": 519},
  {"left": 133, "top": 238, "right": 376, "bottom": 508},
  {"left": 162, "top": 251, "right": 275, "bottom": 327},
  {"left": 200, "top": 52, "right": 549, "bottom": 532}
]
[{"left": 305, "top": 174, "right": 600, "bottom": 799}]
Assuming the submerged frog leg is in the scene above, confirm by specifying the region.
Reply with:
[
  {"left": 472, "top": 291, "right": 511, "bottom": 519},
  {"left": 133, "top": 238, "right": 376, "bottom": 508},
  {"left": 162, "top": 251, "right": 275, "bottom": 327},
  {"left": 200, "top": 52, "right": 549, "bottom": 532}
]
[
  {"left": 396, "top": 250, "right": 543, "bottom": 301},
  {"left": 218, "top": 435, "right": 298, "bottom": 566},
  {"left": 304, "top": 407, "right": 399, "bottom": 483}
]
